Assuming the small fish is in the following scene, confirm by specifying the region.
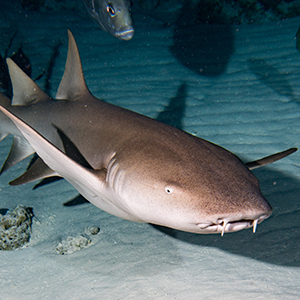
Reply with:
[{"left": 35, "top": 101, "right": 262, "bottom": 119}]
[
  {"left": 82, "top": 0, "right": 134, "bottom": 40},
  {"left": 0, "top": 31, "right": 296, "bottom": 236}
]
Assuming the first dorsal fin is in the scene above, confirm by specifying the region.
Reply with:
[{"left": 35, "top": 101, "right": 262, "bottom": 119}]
[
  {"left": 56, "top": 30, "right": 90, "bottom": 101},
  {"left": 6, "top": 58, "right": 50, "bottom": 106}
]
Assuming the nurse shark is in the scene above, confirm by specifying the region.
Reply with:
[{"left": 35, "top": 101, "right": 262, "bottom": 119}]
[{"left": 0, "top": 31, "right": 296, "bottom": 235}]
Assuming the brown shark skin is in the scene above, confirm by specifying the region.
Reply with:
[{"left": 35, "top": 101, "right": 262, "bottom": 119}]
[{"left": 0, "top": 31, "right": 275, "bottom": 235}]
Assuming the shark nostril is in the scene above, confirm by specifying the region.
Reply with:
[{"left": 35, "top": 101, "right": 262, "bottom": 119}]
[
  {"left": 197, "top": 223, "right": 212, "bottom": 229},
  {"left": 259, "top": 214, "right": 271, "bottom": 221}
]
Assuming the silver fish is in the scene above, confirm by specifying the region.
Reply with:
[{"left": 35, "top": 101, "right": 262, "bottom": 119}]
[
  {"left": 0, "top": 31, "right": 296, "bottom": 235},
  {"left": 82, "top": 0, "right": 134, "bottom": 40}
]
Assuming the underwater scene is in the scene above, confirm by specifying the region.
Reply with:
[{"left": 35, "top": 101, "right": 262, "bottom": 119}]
[{"left": 0, "top": 0, "right": 300, "bottom": 299}]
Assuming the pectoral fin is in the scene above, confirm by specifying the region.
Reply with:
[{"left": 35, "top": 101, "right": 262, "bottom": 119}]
[{"left": 246, "top": 147, "right": 297, "bottom": 170}]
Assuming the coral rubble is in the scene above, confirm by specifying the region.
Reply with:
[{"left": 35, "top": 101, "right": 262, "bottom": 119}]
[{"left": 0, "top": 205, "right": 34, "bottom": 250}]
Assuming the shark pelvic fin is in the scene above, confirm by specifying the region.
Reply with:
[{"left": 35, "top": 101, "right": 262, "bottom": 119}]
[
  {"left": 6, "top": 58, "right": 51, "bottom": 106},
  {"left": 0, "top": 136, "right": 34, "bottom": 174},
  {"left": 9, "top": 157, "right": 58, "bottom": 185},
  {"left": 56, "top": 30, "right": 90, "bottom": 101}
]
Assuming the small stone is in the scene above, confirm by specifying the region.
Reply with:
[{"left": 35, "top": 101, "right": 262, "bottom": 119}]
[
  {"left": 55, "top": 234, "right": 92, "bottom": 255},
  {"left": 84, "top": 226, "right": 100, "bottom": 236}
]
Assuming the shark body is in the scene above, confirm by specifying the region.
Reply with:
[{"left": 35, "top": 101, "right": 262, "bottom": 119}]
[{"left": 0, "top": 31, "right": 296, "bottom": 235}]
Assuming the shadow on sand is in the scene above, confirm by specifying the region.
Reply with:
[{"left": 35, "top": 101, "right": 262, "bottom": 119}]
[
  {"left": 248, "top": 58, "right": 299, "bottom": 104},
  {"left": 169, "top": 4, "right": 234, "bottom": 76}
]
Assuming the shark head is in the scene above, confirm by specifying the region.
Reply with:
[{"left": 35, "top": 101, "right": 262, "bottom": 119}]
[{"left": 107, "top": 134, "right": 272, "bottom": 235}]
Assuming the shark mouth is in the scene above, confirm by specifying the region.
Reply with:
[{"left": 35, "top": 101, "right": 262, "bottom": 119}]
[{"left": 197, "top": 214, "right": 270, "bottom": 236}]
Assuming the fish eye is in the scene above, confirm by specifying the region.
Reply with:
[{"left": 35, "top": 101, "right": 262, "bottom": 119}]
[
  {"left": 107, "top": 4, "right": 116, "bottom": 16},
  {"left": 165, "top": 187, "right": 173, "bottom": 194}
]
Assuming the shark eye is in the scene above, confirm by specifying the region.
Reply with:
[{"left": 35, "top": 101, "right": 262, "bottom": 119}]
[
  {"left": 107, "top": 4, "right": 116, "bottom": 16},
  {"left": 165, "top": 187, "right": 173, "bottom": 194}
]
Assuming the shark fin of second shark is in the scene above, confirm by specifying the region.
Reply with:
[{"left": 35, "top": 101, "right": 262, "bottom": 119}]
[
  {"left": 9, "top": 157, "right": 58, "bottom": 185},
  {"left": 6, "top": 58, "right": 51, "bottom": 106},
  {"left": 56, "top": 30, "right": 90, "bottom": 101},
  {"left": 0, "top": 136, "right": 34, "bottom": 174}
]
